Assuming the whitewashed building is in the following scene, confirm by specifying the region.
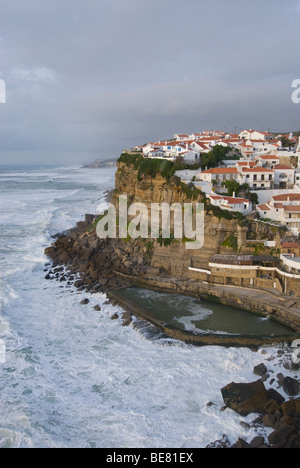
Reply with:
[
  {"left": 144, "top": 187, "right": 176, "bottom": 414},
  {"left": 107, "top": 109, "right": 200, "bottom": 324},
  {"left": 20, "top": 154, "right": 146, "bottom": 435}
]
[
  {"left": 199, "top": 167, "right": 239, "bottom": 184},
  {"left": 272, "top": 165, "right": 295, "bottom": 189},
  {"left": 239, "top": 130, "right": 273, "bottom": 141},
  {"left": 237, "top": 166, "right": 274, "bottom": 189},
  {"left": 207, "top": 194, "right": 252, "bottom": 215},
  {"left": 257, "top": 193, "right": 300, "bottom": 235}
]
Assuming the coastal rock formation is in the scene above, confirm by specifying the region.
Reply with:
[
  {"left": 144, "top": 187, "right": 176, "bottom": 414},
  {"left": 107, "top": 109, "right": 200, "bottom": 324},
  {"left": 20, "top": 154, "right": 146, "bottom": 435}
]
[
  {"left": 221, "top": 380, "right": 271, "bottom": 416},
  {"left": 215, "top": 356, "right": 300, "bottom": 448},
  {"left": 44, "top": 160, "right": 300, "bottom": 335}
]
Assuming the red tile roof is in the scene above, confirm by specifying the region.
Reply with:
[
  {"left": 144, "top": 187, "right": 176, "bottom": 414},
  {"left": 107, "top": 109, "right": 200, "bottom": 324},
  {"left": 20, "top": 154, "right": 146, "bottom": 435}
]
[
  {"left": 284, "top": 205, "right": 300, "bottom": 212},
  {"left": 259, "top": 155, "right": 280, "bottom": 160},
  {"left": 241, "top": 167, "right": 274, "bottom": 173},
  {"left": 281, "top": 242, "right": 300, "bottom": 248},
  {"left": 281, "top": 242, "right": 300, "bottom": 249},
  {"left": 257, "top": 204, "right": 271, "bottom": 211},
  {"left": 273, "top": 165, "right": 294, "bottom": 170},
  {"left": 272, "top": 194, "right": 300, "bottom": 202},
  {"left": 202, "top": 168, "right": 238, "bottom": 174}
]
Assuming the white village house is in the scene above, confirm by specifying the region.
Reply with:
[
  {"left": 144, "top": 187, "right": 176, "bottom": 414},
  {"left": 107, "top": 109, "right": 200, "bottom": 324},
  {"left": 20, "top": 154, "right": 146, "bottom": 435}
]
[
  {"left": 199, "top": 164, "right": 274, "bottom": 189},
  {"left": 257, "top": 193, "right": 300, "bottom": 236},
  {"left": 207, "top": 194, "right": 252, "bottom": 215}
]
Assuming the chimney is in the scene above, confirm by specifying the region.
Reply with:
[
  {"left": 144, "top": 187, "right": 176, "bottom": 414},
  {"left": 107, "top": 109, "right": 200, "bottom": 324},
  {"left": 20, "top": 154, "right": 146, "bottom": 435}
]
[{"left": 233, "top": 192, "right": 236, "bottom": 198}]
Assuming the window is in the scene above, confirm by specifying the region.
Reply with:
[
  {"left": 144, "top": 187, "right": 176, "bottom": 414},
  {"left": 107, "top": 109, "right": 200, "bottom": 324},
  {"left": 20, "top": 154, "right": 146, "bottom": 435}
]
[{"left": 261, "top": 175, "right": 265, "bottom": 181}]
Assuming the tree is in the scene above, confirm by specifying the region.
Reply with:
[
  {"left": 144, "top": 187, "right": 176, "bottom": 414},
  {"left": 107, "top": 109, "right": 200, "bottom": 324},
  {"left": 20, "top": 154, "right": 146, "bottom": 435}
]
[
  {"left": 200, "top": 145, "right": 231, "bottom": 170},
  {"left": 221, "top": 180, "right": 242, "bottom": 196},
  {"left": 280, "top": 136, "right": 292, "bottom": 148}
]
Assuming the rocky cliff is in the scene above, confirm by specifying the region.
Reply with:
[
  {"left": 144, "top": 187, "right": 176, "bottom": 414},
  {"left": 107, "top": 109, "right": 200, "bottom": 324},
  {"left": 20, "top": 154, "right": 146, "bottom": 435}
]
[
  {"left": 44, "top": 159, "right": 300, "bottom": 340},
  {"left": 113, "top": 161, "right": 282, "bottom": 276}
]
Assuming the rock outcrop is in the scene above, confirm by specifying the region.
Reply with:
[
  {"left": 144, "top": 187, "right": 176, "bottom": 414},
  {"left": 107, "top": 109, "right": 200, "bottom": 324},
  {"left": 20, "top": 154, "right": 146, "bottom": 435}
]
[{"left": 211, "top": 355, "right": 300, "bottom": 448}]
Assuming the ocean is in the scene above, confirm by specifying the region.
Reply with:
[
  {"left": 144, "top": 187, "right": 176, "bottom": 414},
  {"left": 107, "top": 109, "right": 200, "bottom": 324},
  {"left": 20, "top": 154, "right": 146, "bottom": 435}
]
[{"left": 0, "top": 164, "right": 294, "bottom": 448}]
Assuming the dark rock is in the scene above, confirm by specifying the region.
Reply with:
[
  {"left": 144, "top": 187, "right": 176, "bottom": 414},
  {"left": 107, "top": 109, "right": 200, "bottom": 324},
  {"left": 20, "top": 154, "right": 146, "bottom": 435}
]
[
  {"left": 85, "top": 214, "right": 95, "bottom": 225},
  {"left": 206, "top": 434, "right": 231, "bottom": 449},
  {"left": 262, "top": 413, "right": 277, "bottom": 429},
  {"left": 99, "top": 278, "right": 108, "bottom": 287},
  {"left": 253, "top": 363, "right": 268, "bottom": 377},
  {"left": 45, "top": 274, "right": 51, "bottom": 280},
  {"left": 267, "top": 388, "right": 285, "bottom": 405},
  {"left": 294, "top": 398, "right": 300, "bottom": 417},
  {"left": 268, "top": 425, "right": 296, "bottom": 448},
  {"left": 54, "top": 266, "right": 64, "bottom": 273},
  {"left": 74, "top": 280, "right": 84, "bottom": 288},
  {"left": 277, "top": 373, "right": 285, "bottom": 386},
  {"left": 110, "top": 313, "right": 119, "bottom": 320},
  {"left": 281, "top": 400, "right": 296, "bottom": 417},
  {"left": 283, "top": 377, "right": 300, "bottom": 397},
  {"left": 240, "top": 421, "right": 250, "bottom": 430},
  {"left": 80, "top": 298, "right": 89, "bottom": 305},
  {"left": 283, "top": 359, "right": 299, "bottom": 371},
  {"left": 93, "top": 305, "right": 101, "bottom": 311},
  {"left": 221, "top": 380, "right": 270, "bottom": 416},
  {"left": 249, "top": 436, "right": 265, "bottom": 448},
  {"left": 121, "top": 311, "right": 132, "bottom": 327},
  {"left": 231, "top": 438, "right": 251, "bottom": 448},
  {"left": 264, "top": 399, "right": 280, "bottom": 415}
]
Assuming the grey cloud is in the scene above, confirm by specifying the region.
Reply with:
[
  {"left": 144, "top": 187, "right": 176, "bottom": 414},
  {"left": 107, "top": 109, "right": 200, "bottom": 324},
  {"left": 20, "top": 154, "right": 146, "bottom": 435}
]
[{"left": 0, "top": 0, "right": 300, "bottom": 164}]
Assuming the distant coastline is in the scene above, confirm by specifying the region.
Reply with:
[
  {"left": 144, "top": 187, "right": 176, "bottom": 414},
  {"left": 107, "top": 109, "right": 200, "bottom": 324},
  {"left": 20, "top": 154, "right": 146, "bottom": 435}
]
[{"left": 82, "top": 158, "right": 117, "bottom": 169}]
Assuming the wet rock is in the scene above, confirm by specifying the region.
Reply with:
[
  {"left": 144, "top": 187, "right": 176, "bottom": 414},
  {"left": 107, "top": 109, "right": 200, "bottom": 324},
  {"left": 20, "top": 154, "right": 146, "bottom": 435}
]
[
  {"left": 221, "top": 380, "right": 270, "bottom": 416},
  {"left": 231, "top": 438, "right": 251, "bottom": 448},
  {"left": 93, "top": 305, "right": 101, "bottom": 311},
  {"left": 277, "top": 373, "right": 285, "bottom": 386},
  {"left": 206, "top": 434, "right": 231, "bottom": 449},
  {"left": 249, "top": 436, "right": 265, "bottom": 448},
  {"left": 283, "top": 377, "right": 300, "bottom": 397},
  {"left": 262, "top": 413, "right": 277, "bottom": 429},
  {"left": 267, "top": 388, "right": 285, "bottom": 405},
  {"left": 239, "top": 421, "right": 250, "bottom": 430},
  {"left": 253, "top": 363, "right": 268, "bottom": 377},
  {"left": 121, "top": 311, "right": 132, "bottom": 327},
  {"left": 80, "top": 298, "right": 89, "bottom": 305},
  {"left": 268, "top": 425, "right": 296, "bottom": 448},
  {"left": 264, "top": 399, "right": 280, "bottom": 415}
]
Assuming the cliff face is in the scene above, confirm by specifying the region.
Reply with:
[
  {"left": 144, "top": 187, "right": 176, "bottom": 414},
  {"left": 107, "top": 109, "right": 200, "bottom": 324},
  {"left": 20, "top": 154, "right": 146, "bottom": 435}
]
[
  {"left": 112, "top": 162, "right": 279, "bottom": 277},
  {"left": 44, "top": 160, "right": 300, "bottom": 337}
]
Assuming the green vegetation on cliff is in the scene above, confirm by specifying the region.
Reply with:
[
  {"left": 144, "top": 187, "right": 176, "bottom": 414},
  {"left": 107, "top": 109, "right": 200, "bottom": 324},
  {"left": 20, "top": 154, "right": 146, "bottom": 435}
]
[{"left": 118, "top": 153, "right": 175, "bottom": 182}]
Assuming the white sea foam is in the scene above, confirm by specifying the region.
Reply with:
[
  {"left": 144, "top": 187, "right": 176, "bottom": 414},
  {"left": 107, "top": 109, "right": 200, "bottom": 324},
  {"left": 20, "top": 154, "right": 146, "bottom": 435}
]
[{"left": 0, "top": 165, "right": 295, "bottom": 448}]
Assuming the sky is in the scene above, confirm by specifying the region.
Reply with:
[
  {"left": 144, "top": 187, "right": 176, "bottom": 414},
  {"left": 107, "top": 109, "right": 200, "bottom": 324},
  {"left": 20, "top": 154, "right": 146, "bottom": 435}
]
[{"left": 0, "top": 0, "right": 300, "bottom": 165}]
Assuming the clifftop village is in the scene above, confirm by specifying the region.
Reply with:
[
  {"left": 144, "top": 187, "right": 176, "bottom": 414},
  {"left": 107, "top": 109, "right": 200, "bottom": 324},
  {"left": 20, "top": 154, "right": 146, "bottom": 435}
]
[{"left": 123, "top": 129, "right": 300, "bottom": 296}]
